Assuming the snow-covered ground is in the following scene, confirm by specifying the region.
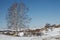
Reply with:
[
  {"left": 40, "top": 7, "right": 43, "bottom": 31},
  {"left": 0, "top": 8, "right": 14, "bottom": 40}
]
[
  {"left": 41, "top": 28, "right": 60, "bottom": 40},
  {"left": 42, "top": 28, "right": 60, "bottom": 36},
  {"left": 0, "top": 34, "right": 42, "bottom": 40},
  {"left": 0, "top": 28, "right": 60, "bottom": 40},
  {"left": 0, "top": 34, "right": 60, "bottom": 40}
]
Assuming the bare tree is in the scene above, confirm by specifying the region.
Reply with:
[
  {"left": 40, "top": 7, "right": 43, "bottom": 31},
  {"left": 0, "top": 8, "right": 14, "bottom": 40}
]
[
  {"left": 7, "top": 2, "right": 31, "bottom": 36},
  {"left": 45, "top": 23, "right": 51, "bottom": 28}
]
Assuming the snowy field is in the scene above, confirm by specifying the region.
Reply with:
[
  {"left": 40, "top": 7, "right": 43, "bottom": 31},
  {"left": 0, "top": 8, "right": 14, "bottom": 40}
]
[
  {"left": 0, "top": 34, "right": 60, "bottom": 40},
  {"left": 0, "top": 34, "right": 42, "bottom": 40},
  {"left": 0, "top": 28, "right": 60, "bottom": 40}
]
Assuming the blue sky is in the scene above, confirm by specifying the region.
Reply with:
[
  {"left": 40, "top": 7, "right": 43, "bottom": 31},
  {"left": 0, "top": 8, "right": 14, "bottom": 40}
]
[{"left": 0, "top": 0, "right": 60, "bottom": 28}]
